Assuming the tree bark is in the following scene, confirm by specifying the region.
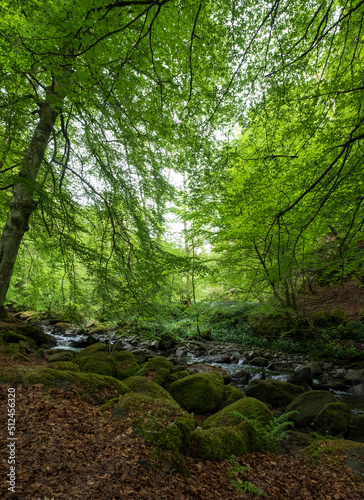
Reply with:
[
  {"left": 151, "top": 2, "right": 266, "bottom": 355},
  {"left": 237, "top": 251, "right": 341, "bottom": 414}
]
[{"left": 0, "top": 92, "right": 59, "bottom": 314}]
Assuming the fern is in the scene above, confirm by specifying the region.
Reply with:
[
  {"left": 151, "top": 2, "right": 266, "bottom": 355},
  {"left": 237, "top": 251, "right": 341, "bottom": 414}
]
[
  {"left": 227, "top": 455, "right": 267, "bottom": 497},
  {"left": 230, "top": 409, "right": 298, "bottom": 452}
]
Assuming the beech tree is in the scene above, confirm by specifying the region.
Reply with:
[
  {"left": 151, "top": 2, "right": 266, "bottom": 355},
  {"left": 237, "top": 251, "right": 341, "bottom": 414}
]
[{"left": 0, "top": 0, "right": 239, "bottom": 316}]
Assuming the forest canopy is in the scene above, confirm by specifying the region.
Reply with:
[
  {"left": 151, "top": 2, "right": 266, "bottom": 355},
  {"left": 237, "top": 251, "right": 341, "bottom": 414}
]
[{"left": 0, "top": 0, "right": 363, "bottom": 322}]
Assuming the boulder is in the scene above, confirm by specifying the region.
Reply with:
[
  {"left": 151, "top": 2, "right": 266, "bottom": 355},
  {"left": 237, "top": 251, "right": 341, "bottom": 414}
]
[
  {"left": 189, "top": 425, "right": 251, "bottom": 461},
  {"left": 347, "top": 415, "right": 364, "bottom": 443},
  {"left": 348, "top": 384, "right": 364, "bottom": 397},
  {"left": 76, "top": 343, "right": 108, "bottom": 358},
  {"left": 50, "top": 361, "right": 80, "bottom": 372},
  {"left": 79, "top": 351, "right": 116, "bottom": 377},
  {"left": 112, "top": 351, "right": 140, "bottom": 380},
  {"left": 286, "top": 390, "right": 336, "bottom": 427},
  {"left": 245, "top": 379, "right": 304, "bottom": 408},
  {"left": 168, "top": 372, "right": 225, "bottom": 414},
  {"left": 250, "top": 357, "right": 267, "bottom": 367},
  {"left": 313, "top": 402, "right": 351, "bottom": 436},
  {"left": 344, "top": 369, "right": 364, "bottom": 386},
  {"left": 0, "top": 366, "right": 128, "bottom": 404},
  {"left": 202, "top": 397, "right": 273, "bottom": 429},
  {"left": 101, "top": 393, "right": 195, "bottom": 455},
  {"left": 288, "top": 365, "right": 313, "bottom": 386},
  {"left": 141, "top": 356, "right": 173, "bottom": 386},
  {"left": 123, "top": 376, "right": 175, "bottom": 402},
  {"left": 217, "top": 385, "right": 246, "bottom": 410},
  {"left": 186, "top": 362, "right": 231, "bottom": 384}
]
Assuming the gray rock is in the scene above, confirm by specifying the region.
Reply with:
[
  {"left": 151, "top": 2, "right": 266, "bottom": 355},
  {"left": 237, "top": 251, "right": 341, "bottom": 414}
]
[
  {"left": 344, "top": 369, "right": 364, "bottom": 386},
  {"left": 286, "top": 390, "right": 336, "bottom": 427},
  {"left": 348, "top": 384, "right": 364, "bottom": 397},
  {"left": 308, "top": 362, "right": 323, "bottom": 376},
  {"left": 250, "top": 357, "right": 267, "bottom": 367}
]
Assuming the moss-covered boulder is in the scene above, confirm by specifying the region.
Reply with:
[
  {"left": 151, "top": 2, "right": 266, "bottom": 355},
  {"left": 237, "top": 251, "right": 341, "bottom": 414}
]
[
  {"left": 141, "top": 356, "right": 173, "bottom": 386},
  {"left": 347, "top": 415, "right": 364, "bottom": 442},
  {"left": 123, "top": 376, "right": 175, "bottom": 402},
  {"left": 112, "top": 351, "right": 140, "bottom": 380},
  {"left": 1, "top": 343, "right": 30, "bottom": 362},
  {"left": 217, "top": 385, "right": 246, "bottom": 410},
  {"left": 186, "top": 362, "right": 231, "bottom": 384},
  {"left": 168, "top": 372, "right": 225, "bottom": 414},
  {"left": 3, "top": 331, "right": 37, "bottom": 349},
  {"left": 78, "top": 351, "right": 116, "bottom": 377},
  {"left": 76, "top": 343, "right": 108, "bottom": 358},
  {"left": 313, "top": 402, "right": 351, "bottom": 436},
  {"left": 0, "top": 366, "right": 128, "bottom": 404},
  {"left": 50, "top": 361, "right": 80, "bottom": 372},
  {"left": 202, "top": 397, "right": 273, "bottom": 429},
  {"left": 189, "top": 425, "right": 251, "bottom": 461},
  {"left": 102, "top": 393, "right": 195, "bottom": 455},
  {"left": 47, "top": 350, "right": 76, "bottom": 362},
  {"left": 286, "top": 390, "right": 336, "bottom": 427},
  {"left": 246, "top": 379, "right": 305, "bottom": 408},
  {"left": 165, "top": 370, "right": 189, "bottom": 386}
]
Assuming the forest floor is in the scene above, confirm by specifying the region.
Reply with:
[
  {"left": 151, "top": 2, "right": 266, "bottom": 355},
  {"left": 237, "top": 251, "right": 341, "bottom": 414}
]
[{"left": 1, "top": 353, "right": 364, "bottom": 500}]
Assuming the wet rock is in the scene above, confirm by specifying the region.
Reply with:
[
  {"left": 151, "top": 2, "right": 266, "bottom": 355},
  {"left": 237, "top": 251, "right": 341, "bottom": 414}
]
[
  {"left": 313, "top": 402, "right": 352, "bottom": 436},
  {"left": 288, "top": 365, "right": 313, "bottom": 387},
  {"left": 348, "top": 384, "right": 364, "bottom": 397},
  {"left": 186, "top": 362, "right": 231, "bottom": 384},
  {"left": 158, "top": 334, "right": 176, "bottom": 351},
  {"left": 347, "top": 415, "right": 364, "bottom": 442},
  {"left": 233, "top": 369, "right": 250, "bottom": 386},
  {"left": 344, "top": 369, "right": 364, "bottom": 386},
  {"left": 286, "top": 390, "right": 336, "bottom": 427},
  {"left": 308, "top": 362, "right": 323, "bottom": 376},
  {"left": 250, "top": 357, "right": 267, "bottom": 367},
  {"left": 246, "top": 379, "right": 304, "bottom": 408},
  {"left": 327, "top": 379, "right": 348, "bottom": 391}
]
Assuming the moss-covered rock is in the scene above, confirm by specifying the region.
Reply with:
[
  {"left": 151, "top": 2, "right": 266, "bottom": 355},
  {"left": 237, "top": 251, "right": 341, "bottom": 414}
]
[
  {"left": 50, "top": 361, "right": 80, "bottom": 372},
  {"left": 1, "top": 343, "right": 30, "bottom": 362},
  {"left": 0, "top": 366, "right": 128, "bottom": 404},
  {"left": 165, "top": 370, "right": 189, "bottom": 386},
  {"left": 347, "top": 415, "right": 364, "bottom": 442},
  {"left": 217, "top": 385, "right": 246, "bottom": 410},
  {"left": 47, "top": 350, "right": 76, "bottom": 363},
  {"left": 202, "top": 397, "right": 273, "bottom": 429},
  {"left": 141, "top": 356, "right": 173, "bottom": 386},
  {"left": 102, "top": 393, "right": 195, "bottom": 455},
  {"left": 189, "top": 425, "right": 251, "bottom": 461},
  {"left": 123, "top": 376, "right": 175, "bottom": 402},
  {"left": 76, "top": 343, "right": 108, "bottom": 358},
  {"left": 79, "top": 351, "right": 116, "bottom": 377},
  {"left": 186, "top": 363, "right": 231, "bottom": 384},
  {"left": 3, "top": 331, "right": 37, "bottom": 349},
  {"left": 168, "top": 372, "right": 225, "bottom": 414},
  {"left": 111, "top": 351, "right": 140, "bottom": 380},
  {"left": 286, "top": 390, "right": 336, "bottom": 427},
  {"left": 313, "top": 402, "right": 351, "bottom": 436},
  {"left": 246, "top": 379, "right": 305, "bottom": 408}
]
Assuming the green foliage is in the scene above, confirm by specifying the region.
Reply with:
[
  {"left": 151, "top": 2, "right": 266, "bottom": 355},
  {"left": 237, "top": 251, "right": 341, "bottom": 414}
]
[
  {"left": 230, "top": 410, "right": 298, "bottom": 453},
  {"left": 227, "top": 456, "right": 267, "bottom": 497}
]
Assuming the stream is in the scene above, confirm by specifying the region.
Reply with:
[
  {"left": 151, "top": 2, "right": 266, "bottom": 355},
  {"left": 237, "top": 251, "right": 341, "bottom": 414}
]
[{"left": 46, "top": 324, "right": 364, "bottom": 416}]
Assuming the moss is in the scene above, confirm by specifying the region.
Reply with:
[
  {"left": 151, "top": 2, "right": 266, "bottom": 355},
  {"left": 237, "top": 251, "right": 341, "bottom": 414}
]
[
  {"left": 165, "top": 370, "right": 189, "bottom": 385},
  {"left": 50, "top": 361, "right": 80, "bottom": 372},
  {"left": 1, "top": 343, "right": 30, "bottom": 362},
  {"left": 104, "top": 392, "right": 195, "bottom": 456},
  {"left": 0, "top": 366, "right": 128, "bottom": 404},
  {"left": 76, "top": 343, "right": 108, "bottom": 358},
  {"left": 189, "top": 425, "right": 251, "bottom": 461},
  {"left": 112, "top": 350, "right": 137, "bottom": 363},
  {"left": 347, "top": 414, "right": 364, "bottom": 442},
  {"left": 123, "top": 376, "right": 175, "bottom": 401},
  {"left": 303, "top": 436, "right": 364, "bottom": 465},
  {"left": 141, "top": 356, "right": 173, "bottom": 386},
  {"left": 77, "top": 351, "right": 116, "bottom": 377},
  {"left": 3, "top": 331, "right": 36, "bottom": 349},
  {"left": 217, "top": 385, "right": 246, "bottom": 410},
  {"left": 112, "top": 353, "right": 140, "bottom": 380},
  {"left": 168, "top": 372, "right": 225, "bottom": 414},
  {"left": 313, "top": 402, "right": 351, "bottom": 436},
  {"left": 245, "top": 379, "right": 304, "bottom": 408},
  {"left": 203, "top": 397, "right": 273, "bottom": 429},
  {"left": 286, "top": 390, "right": 336, "bottom": 427}
]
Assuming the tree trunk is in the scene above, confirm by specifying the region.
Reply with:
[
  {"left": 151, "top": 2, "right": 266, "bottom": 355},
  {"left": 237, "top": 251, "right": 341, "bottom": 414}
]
[{"left": 0, "top": 93, "right": 59, "bottom": 315}]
